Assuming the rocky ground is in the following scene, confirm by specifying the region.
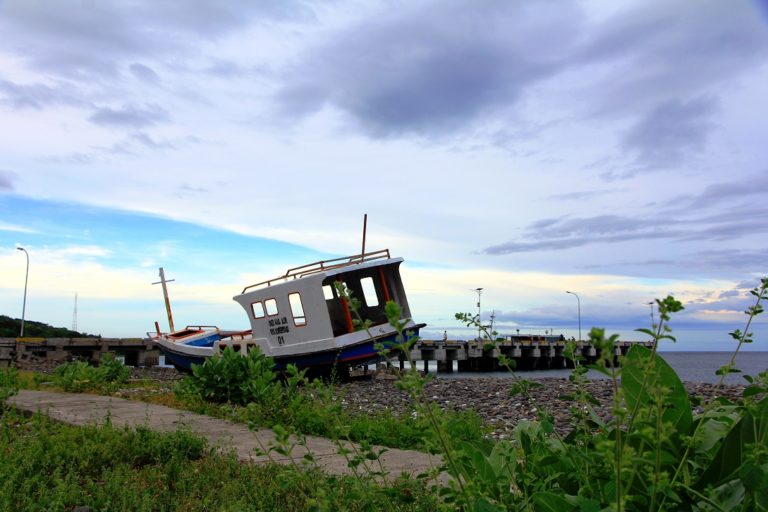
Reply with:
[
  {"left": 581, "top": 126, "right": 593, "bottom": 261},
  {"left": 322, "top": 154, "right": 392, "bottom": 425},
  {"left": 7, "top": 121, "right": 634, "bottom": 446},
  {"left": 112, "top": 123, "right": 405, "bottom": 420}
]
[
  {"left": 337, "top": 376, "right": 747, "bottom": 438},
  {"left": 14, "top": 359, "right": 748, "bottom": 439}
]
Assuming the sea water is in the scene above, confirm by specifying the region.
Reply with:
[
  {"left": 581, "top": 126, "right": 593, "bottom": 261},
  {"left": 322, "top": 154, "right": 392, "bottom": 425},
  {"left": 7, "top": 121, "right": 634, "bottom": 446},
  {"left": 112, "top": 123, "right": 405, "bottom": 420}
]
[{"left": 389, "top": 352, "right": 768, "bottom": 384}]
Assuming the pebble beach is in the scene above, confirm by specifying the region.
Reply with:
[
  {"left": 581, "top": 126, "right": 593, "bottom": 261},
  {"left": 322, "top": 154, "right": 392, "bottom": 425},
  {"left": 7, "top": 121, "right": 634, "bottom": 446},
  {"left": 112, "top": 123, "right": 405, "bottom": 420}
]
[
  {"left": 16, "top": 360, "right": 748, "bottom": 439},
  {"left": 336, "top": 375, "right": 746, "bottom": 438}
]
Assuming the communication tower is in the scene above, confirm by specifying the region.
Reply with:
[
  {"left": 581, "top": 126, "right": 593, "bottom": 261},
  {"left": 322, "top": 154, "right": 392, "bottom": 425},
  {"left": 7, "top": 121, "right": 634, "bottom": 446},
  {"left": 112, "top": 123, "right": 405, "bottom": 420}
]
[{"left": 72, "top": 292, "right": 78, "bottom": 332}]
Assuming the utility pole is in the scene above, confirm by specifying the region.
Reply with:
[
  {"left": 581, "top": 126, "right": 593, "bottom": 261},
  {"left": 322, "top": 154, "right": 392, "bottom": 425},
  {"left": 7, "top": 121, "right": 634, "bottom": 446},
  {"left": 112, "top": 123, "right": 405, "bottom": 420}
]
[
  {"left": 152, "top": 268, "right": 176, "bottom": 332},
  {"left": 474, "top": 288, "right": 483, "bottom": 340},
  {"left": 72, "top": 293, "right": 78, "bottom": 332},
  {"left": 17, "top": 247, "right": 29, "bottom": 337}
]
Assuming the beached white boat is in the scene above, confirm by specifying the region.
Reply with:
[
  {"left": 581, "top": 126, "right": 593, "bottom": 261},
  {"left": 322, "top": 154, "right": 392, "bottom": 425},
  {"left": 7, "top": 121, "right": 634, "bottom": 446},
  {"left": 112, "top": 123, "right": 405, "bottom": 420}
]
[{"left": 149, "top": 249, "right": 423, "bottom": 373}]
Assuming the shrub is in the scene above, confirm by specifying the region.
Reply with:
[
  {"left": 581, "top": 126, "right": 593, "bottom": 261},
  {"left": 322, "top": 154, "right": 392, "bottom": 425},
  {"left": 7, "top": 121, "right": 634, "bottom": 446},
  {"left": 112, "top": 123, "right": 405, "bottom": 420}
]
[
  {"left": 52, "top": 353, "right": 130, "bottom": 393},
  {"left": 52, "top": 360, "right": 94, "bottom": 392},
  {"left": 96, "top": 353, "right": 130, "bottom": 385},
  {"left": 182, "top": 346, "right": 281, "bottom": 406}
]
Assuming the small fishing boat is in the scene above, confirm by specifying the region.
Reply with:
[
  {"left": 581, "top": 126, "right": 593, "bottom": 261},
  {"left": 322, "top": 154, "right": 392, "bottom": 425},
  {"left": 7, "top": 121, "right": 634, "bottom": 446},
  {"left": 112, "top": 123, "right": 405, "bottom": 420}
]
[{"left": 149, "top": 249, "right": 424, "bottom": 373}]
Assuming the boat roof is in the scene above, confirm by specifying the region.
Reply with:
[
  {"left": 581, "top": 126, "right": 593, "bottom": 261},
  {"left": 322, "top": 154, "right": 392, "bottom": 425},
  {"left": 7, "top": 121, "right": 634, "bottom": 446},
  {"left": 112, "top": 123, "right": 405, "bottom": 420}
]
[{"left": 239, "top": 249, "right": 403, "bottom": 294}]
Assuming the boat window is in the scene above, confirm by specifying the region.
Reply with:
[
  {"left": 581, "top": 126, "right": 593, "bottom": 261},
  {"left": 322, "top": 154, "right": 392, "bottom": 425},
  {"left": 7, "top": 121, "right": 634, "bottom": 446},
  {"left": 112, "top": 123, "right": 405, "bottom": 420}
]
[
  {"left": 322, "top": 285, "right": 334, "bottom": 300},
  {"left": 265, "top": 298, "right": 278, "bottom": 316},
  {"left": 360, "top": 277, "right": 379, "bottom": 307},
  {"left": 251, "top": 301, "right": 265, "bottom": 319},
  {"left": 289, "top": 292, "right": 306, "bottom": 326}
]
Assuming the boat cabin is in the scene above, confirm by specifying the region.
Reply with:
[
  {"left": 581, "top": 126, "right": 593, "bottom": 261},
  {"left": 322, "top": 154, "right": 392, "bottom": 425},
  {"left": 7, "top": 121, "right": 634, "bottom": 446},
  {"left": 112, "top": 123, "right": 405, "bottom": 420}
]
[{"left": 227, "top": 250, "right": 418, "bottom": 360}]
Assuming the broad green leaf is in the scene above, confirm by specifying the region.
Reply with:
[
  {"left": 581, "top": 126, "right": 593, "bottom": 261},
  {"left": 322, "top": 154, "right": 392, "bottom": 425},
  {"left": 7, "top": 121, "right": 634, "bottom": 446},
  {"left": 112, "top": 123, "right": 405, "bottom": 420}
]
[
  {"left": 697, "top": 396, "right": 768, "bottom": 489},
  {"left": 575, "top": 496, "right": 601, "bottom": 512},
  {"left": 471, "top": 497, "right": 504, "bottom": 512},
  {"left": 622, "top": 345, "right": 693, "bottom": 435},
  {"left": 532, "top": 492, "right": 576, "bottom": 512},
  {"left": 471, "top": 446, "right": 496, "bottom": 482},
  {"left": 696, "top": 411, "right": 739, "bottom": 454},
  {"left": 697, "top": 479, "right": 745, "bottom": 511}
]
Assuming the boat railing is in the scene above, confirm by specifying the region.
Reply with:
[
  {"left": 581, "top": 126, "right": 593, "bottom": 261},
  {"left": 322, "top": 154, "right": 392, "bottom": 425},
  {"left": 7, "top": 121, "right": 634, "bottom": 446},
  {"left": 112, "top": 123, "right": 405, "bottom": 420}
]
[{"left": 241, "top": 249, "right": 391, "bottom": 293}]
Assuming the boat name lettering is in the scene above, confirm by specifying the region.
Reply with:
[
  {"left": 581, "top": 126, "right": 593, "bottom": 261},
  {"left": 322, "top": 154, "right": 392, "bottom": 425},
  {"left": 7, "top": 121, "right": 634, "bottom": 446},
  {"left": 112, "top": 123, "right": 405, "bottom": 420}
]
[
  {"left": 268, "top": 317, "right": 289, "bottom": 327},
  {"left": 270, "top": 325, "right": 290, "bottom": 335}
]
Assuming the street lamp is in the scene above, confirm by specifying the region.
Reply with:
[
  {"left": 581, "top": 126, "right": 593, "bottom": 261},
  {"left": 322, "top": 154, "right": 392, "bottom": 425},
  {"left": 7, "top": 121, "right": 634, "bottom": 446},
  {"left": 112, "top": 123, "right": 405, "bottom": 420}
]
[
  {"left": 474, "top": 288, "right": 483, "bottom": 340},
  {"left": 565, "top": 290, "right": 581, "bottom": 341},
  {"left": 17, "top": 247, "right": 29, "bottom": 337}
]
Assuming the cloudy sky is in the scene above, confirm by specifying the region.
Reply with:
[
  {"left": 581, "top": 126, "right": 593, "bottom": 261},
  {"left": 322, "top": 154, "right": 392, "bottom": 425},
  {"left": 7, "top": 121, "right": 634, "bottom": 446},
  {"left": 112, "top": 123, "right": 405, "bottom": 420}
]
[{"left": 1, "top": 0, "right": 766, "bottom": 350}]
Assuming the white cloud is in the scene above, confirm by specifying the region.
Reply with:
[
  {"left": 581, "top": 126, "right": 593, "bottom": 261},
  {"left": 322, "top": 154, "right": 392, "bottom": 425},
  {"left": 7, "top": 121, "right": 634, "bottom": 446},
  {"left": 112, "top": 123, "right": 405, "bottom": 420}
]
[
  {"left": 58, "top": 245, "right": 111, "bottom": 257},
  {"left": 1, "top": 0, "right": 766, "bottom": 344},
  {"left": 0, "top": 222, "right": 37, "bottom": 234}
]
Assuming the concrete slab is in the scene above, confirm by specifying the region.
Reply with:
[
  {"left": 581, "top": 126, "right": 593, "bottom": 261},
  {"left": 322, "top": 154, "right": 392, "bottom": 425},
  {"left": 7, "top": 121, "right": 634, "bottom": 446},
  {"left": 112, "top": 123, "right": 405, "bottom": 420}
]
[{"left": 6, "top": 390, "right": 445, "bottom": 483}]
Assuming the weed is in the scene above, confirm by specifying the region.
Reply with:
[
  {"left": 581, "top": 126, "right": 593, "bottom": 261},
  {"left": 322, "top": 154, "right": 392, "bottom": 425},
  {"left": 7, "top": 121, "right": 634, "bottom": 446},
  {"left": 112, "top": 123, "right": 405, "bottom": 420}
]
[
  {"left": 0, "top": 410, "right": 442, "bottom": 511},
  {"left": 51, "top": 353, "right": 130, "bottom": 393},
  {"left": 184, "top": 346, "right": 281, "bottom": 405},
  {"left": 0, "top": 366, "right": 18, "bottom": 405},
  {"left": 443, "top": 277, "right": 768, "bottom": 510}
]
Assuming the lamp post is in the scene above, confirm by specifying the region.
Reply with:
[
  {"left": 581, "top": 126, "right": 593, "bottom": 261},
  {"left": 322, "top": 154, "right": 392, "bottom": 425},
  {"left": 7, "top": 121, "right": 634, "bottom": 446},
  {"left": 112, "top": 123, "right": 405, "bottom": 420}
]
[
  {"left": 17, "top": 247, "right": 29, "bottom": 337},
  {"left": 647, "top": 301, "right": 655, "bottom": 327},
  {"left": 565, "top": 290, "right": 581, "bottom": 341},
  {"left": 474, "top": 288, "right": 483, "bottom": 340}
]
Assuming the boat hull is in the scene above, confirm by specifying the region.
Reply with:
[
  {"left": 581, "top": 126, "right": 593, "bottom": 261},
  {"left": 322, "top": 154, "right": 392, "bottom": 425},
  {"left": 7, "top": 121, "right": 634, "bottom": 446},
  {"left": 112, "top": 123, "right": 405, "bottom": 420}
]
[{"left": 154, "top": 328, "right": 420, "bottom": 373}]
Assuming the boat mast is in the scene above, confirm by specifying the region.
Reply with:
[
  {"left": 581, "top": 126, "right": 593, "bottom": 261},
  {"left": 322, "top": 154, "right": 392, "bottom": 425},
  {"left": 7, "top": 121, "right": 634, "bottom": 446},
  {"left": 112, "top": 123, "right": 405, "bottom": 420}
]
[
  {"left": 152, "top": 267, "right": 176, "bottom": 332},
  {"left": 361, "top": 213, "right": 368, "bottom": 258}
]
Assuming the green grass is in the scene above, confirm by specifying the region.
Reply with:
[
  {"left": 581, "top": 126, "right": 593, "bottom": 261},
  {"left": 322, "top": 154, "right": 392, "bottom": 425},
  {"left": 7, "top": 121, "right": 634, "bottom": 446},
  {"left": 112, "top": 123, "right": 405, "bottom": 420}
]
[
  {"left": 0, "top": 408, "right": 444, "bottom": 512},
  {"left": 169, "top": 348, "right": 489, "bottom": 452},
  {"left": 8, "top": 276, "right": 765, "bottom": 510}
]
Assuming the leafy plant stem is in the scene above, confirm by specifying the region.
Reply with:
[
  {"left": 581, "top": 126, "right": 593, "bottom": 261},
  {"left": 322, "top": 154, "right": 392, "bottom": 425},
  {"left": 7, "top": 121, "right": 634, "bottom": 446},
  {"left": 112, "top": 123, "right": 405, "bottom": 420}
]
[
  {"left": 661, "top": 277, "right": 768, "bottom": 511},
  {"left": 620, "top": 296, "right": 683, "bottom": 511},
  {"left": 713, "top": 277, "right": 768, "bottom": 393},
  {"left": 611, "top": 362, "right": 623, "bottom": 512},
  {"left": 336, "top": 284, "right": 456, "bottom": 494}
]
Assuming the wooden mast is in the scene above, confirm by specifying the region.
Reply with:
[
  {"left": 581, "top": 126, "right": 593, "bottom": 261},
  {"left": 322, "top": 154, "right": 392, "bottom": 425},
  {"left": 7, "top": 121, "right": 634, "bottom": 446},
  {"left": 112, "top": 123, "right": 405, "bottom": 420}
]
[{"left": 152, "top": 267, "right": 176, "bottom": 332}]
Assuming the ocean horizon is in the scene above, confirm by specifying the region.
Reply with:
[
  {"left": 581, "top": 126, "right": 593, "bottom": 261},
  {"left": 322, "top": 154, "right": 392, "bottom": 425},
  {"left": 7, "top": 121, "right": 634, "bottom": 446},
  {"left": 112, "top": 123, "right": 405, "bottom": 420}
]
[{"left": 425, "top": 351, "right": 768, "bottom": 384}]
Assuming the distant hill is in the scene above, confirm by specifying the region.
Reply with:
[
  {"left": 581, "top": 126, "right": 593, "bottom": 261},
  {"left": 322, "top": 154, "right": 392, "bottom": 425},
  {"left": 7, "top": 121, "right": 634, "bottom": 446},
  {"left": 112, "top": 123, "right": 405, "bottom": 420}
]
[{"left": 0, "top": 315, "right": 99, "bottom": 338}]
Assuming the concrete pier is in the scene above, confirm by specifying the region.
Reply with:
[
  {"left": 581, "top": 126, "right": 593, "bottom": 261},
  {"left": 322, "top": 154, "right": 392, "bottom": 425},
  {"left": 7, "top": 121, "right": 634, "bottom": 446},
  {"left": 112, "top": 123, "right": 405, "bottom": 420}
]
[
  {"left": 0, "top": 337, "right": 161, "bottom": 367},
  {"left": 1, "top": 335, "right": 653, "bottom": 374},
  {"left": 404, "top": 337, "right": 653, "bottom": 373}
]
